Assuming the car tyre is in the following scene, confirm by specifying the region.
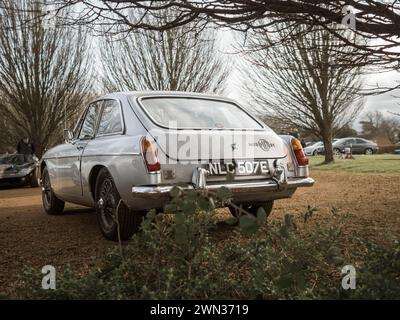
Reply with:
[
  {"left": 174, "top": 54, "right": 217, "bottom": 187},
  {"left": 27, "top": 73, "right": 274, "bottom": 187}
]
[
  {"left": 229, "top": 201, "right": 274, "bottom": 220},
  {"left": 42, "top": 167, "right": 65, "bottom": 215},
  {"left": 313, "top": 150, "right": 318, "bottom": 156},
  {"left": 333, "top": 148, "right": 341, "bottom": 156},
  {"left": 95, "top": 168, "right": 143, "bottom": 241},
  {"left": 365, "top": 148, "right": 373, "bottom": 155},
  {"left": 30, "top": 168, "right": 39, "bottom": 187}
]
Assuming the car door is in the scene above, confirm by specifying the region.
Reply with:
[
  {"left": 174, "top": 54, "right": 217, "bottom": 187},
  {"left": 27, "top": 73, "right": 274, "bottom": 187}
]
[
  {"left": 343, "top": 138, "right": 356, "bottom": 151},
  {"left": 354, "top": 139, "right": 366, "bottom": 154},
  {"left": 80, "top": 99, "right": 125, "bottom": 202},
  {"left": 53, "top": 101, "right": 103, "bottom": 202}
]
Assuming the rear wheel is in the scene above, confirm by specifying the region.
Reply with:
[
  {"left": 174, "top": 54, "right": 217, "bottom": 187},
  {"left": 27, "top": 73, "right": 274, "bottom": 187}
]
[
  {"left": 42, "top": 167, "right": 65, "bottom": 215},
  {"left": 229, "top": 201, "right": 274, "bottom": 219},
  {"left": 313, "top": 150, "right": 318, "bottom": 156},
  {"left": 95, "top": 168, "right": 143, "bottom": 241}
]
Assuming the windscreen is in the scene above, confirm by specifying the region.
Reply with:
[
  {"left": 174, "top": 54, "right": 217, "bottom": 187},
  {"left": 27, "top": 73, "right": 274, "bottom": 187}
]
[
  {"left": 139, "top": 97, "right": 263, "bottom": 129},
  {"left": 0, "top": 154, "right": 26, "bottom": 165}
]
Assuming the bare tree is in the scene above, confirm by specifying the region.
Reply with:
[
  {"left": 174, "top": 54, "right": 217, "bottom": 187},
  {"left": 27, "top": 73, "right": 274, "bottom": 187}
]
[
  {"left": 243, "top": 25, "right": 364, "bottom": 163},
  {"left": 0, "top": 0, "right": 93, "bottom": 156},
  {"left": 100, "top": 12, "right": 228, "bottom": 93},
  {"left": 360, "top": 111, "right": 400, "bottom": 144},
  {"left": 34, "top": 1, "right": 400, "bottom": 76}
]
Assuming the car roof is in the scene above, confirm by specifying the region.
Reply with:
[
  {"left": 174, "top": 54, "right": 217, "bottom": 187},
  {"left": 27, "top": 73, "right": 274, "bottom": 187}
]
[{"left": 98, "top": 91, "right": 237, "bottom": 103}]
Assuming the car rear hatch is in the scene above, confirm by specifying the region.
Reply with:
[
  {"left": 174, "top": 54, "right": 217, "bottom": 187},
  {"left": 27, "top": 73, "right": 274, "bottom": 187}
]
[{"left": 134, "top": 95, "right": 289, "bottom": 182}]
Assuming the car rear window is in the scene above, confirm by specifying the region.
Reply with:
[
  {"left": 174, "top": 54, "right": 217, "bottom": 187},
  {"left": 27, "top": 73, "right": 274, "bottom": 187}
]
[{"left": 138, "top": 97, "right": 263, "bottom": 129}]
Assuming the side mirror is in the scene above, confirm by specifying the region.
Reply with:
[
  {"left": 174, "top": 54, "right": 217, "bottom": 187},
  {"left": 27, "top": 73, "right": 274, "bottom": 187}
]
[{"left": 63, "top": 129, "right": 74, "bottom": 142}]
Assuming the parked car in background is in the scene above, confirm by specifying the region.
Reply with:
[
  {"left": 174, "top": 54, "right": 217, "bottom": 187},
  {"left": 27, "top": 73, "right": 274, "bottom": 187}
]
[
  {"left": 333, "top": 138, "right": 378, "bottom": 155},
  {"left": 305, "top": 141, "right": 314, "bottom": 147},
  {"left": 304, "top": 141, "right": 324, "bottom": 156},
  {"left": 0, "top": 154, "right": 39, "bottom": 187},
  {"left": 39, "top": 91, "right": 314, "bottom": 241}
]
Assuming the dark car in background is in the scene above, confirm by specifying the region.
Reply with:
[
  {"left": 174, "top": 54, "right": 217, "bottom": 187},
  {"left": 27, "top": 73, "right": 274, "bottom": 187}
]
[
  {"left": 0, "top": 154, "right": 39, "bottom": 187},
  {"left": 332, "top": 138, "right": 379, "bottom": 155}
]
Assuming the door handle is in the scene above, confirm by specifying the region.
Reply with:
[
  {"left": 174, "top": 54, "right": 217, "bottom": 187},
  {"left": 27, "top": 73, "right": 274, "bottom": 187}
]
[{"left": 76, "top": 145, "right": 84, "bottom": 151}]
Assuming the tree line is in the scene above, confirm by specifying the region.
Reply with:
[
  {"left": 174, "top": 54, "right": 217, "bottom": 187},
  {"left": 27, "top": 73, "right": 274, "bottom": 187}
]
[{"left": 0, "top": 0, "right": 398, "bottom": 163}]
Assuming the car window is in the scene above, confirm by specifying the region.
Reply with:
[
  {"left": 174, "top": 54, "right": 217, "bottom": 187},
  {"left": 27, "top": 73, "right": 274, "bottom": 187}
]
[
  {"left": 139, "top": 97, "right": 263, "bottom": 129},
  {"left": 343, "top": 139, "right": 355, "bottom": 145},
  {"left": 356, "top": 139, "right": 366, "bottom": 144},
  {"left": 73, "top": 111, "right": 86, "bottom": 139},
  {"left": 97, "top": 100, "right": 123, "bottom": 135},
  {"left": 79, "top": 101, "right": 102, "bottom": 139}
]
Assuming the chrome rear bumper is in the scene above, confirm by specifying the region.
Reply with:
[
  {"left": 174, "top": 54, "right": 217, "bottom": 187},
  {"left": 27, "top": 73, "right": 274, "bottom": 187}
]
[
  {"left": 129, "top": 176, "right": 314, "bottom": 210},
  {"left": 132, "top": 177, "right": 314, "bottom": 195}
]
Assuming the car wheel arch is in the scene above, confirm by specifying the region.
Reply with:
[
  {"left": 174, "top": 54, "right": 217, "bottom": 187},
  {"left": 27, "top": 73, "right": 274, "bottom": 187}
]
[{"left": 89, "top": 165, "right": 106, "bottom": 201}]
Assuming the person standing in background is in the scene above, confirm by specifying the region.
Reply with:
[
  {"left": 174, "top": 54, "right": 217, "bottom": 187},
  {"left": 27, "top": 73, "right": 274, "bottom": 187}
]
[
  {"left": 289, "top": 128, "right": 300, "bottom": 139},
  {"left": 17, "top": 137, "right": 35, "bottom": 161}
]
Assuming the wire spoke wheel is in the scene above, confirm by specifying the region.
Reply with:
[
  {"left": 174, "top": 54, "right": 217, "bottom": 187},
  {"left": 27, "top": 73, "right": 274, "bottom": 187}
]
[
  {"left": 98, "top": 178, "right": 117, "bottom": 232},
  {"left": 94, "top": 168, "right": 145, "bottom": 241},
  {"left": 41, "top": 166, "right": 65, "bottom": 215}
]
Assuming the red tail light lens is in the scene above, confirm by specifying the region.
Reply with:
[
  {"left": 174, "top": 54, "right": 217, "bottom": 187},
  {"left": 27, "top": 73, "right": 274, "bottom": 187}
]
[
  {"left": 291, "top": 138, "right": 309, "bottom": 166},
  {"left": 142, "top": 138, "right": 161, "bottom": 172}
]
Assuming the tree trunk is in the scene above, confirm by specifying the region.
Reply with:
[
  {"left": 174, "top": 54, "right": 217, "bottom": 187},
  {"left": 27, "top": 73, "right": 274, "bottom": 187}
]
[{"left": 322, "top": 130, "right": 334, "bottom": 164}]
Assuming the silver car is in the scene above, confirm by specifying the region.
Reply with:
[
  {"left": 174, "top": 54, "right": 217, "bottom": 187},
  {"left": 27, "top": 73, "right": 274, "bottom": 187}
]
[
  {"left": 40, "top": 91, "right": 314, "bottom": 241},
  {"left": 333, "top": 138, "right": 379, "bottom": 155},
  {"left": 304, "top": 141, "right": 324, "bottom": 156}
]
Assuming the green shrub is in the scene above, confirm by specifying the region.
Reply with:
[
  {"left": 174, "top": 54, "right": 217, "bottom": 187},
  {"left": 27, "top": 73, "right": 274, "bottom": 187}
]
[
  {"left": 345, "top": 240, "right": 400, "bottom": 299},
  {"left": 18, "top": 187, "right": 399, "bottom": 300}
]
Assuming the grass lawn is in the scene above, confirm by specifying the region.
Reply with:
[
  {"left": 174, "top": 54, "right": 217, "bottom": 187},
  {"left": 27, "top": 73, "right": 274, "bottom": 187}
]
[{"left": 309, "top": 154, "right": 400, "bottom": 175}]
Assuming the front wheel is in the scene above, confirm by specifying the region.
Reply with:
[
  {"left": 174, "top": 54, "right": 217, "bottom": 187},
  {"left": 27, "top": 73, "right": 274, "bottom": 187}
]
[
  {"left": 365, "top": 148, "right": 373, "bottom": 155},
  {"left": 333, "top": 148, "right": 341, "bottom": 156},
  {"left": 42, "top": 167, "right": 65, "bottom": 215},
  {"left": 95, "top": 168, "right": 143, "bottom": 241},
  {"left": 30, "top": 168, "right": 39, "bottom": 187},
  {"left": 229, "top": 201, "right": 274, "bottom": 220},
  {"left": 313, "top": 150, "right": 318, "bottom": 156}
]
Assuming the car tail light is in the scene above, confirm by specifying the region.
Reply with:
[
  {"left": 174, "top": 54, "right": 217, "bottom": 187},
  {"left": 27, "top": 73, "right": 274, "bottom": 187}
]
[
  {"left": 141, "top": 138, "right": 161, "bottom": 172},
  {"left": 291, "top": 138, "right": 309, "bottom": 166}
]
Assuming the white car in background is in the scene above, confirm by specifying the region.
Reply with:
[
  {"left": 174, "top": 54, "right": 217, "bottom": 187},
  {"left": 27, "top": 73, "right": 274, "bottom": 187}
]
[{"left": 304, "top": 141, "right": 324, "bottom": 156}]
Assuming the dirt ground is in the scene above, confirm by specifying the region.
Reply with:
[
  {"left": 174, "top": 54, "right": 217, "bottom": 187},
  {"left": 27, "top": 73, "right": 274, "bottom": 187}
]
[{"left": 1, "top": 171, "right": 399, "bottom": 296}]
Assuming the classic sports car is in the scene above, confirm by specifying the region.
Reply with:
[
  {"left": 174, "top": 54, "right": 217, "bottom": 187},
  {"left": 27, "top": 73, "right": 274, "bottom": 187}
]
[
  {"left": 0, "top": 154, "right": 39, "bottom": 187},
  {"left": 39, "top": 91, "right": 314, "bottom": 241}
]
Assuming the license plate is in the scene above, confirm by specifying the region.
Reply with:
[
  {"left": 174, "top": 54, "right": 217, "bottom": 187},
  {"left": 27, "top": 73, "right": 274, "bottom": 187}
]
[{"left": 207, "top": 160, "right": 269, "bottom": 176}]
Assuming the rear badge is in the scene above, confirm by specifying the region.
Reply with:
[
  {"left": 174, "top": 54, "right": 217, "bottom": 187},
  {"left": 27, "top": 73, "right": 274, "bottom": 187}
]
[{"left": 249, "top": 139, "right": 275, "bottom": 152}]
